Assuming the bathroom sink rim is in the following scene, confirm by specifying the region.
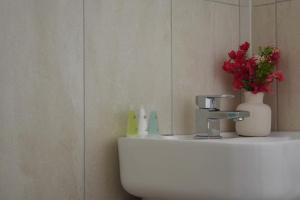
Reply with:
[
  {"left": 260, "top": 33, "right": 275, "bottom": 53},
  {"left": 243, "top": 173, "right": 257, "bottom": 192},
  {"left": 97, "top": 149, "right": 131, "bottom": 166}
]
[{"left": 119, "top": 131, "right": 300, "bottom": 145}]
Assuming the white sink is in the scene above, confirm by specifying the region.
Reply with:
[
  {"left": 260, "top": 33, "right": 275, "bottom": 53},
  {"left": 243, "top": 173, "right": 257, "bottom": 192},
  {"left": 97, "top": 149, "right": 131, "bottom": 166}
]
[{"left": 118, "top": 132, "right": 300, "bottom": 200}]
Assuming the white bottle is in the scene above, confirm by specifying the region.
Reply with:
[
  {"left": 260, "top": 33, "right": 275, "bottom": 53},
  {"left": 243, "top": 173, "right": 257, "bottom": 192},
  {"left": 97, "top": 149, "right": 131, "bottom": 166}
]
[{"left": 138, "top": 106, "right": 148, "bottom": 137}]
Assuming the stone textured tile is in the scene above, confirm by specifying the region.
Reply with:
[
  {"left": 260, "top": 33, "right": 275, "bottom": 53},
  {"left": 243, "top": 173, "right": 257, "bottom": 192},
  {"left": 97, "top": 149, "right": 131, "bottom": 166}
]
[
  {"left": 277, "top": 0, "right": 300, "bottom": 130},
  {"left": 85, "top": 0, "right": 171, "bottom": 199},
  {"left": 252, "top": 4, "right": 277, "bottom": 130},
  {"left": 172, "top": 0, "right": 240, "bottom": 134},
  {"left": 0, "top": 0, "right": 84, "bottom": 200}
]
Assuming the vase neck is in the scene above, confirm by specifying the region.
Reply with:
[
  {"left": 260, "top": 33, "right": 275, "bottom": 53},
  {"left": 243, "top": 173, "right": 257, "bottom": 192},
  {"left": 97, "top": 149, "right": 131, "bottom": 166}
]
[{"left": 244, "top": 92, "right": 264, "bottom": 104}]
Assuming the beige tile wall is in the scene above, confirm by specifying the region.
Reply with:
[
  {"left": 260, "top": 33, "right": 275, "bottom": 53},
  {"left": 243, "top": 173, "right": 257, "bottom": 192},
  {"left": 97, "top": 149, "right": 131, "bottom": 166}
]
[
  {"left": 172, "top": 0, "right": 240, "bottom": 134},
  {"left": 85, "top": 0, "right": 171, "bottom": 199},
  {"left": 252, "top": 0, "right": 275, "bottom": 6},
  {"left": 252, "top": 0, "right": 300, "bottom": 131},
  {"left": 240, "top": 0, "right": 252, "bottom": 45},
  {"left": 85, "top": 0, "right": 241, "bottom": 198},
  {"left": 277, "top": 0, "right": 300, "bottom": 130},
  {"left": 252, "top": 1, "right": 277, "bottom": 130},
  {"left": 0, "top": 0, "right": 255, "bottom": 200},
  {"left": 0, "top": 0, "right": 84, "bottom": 200}
]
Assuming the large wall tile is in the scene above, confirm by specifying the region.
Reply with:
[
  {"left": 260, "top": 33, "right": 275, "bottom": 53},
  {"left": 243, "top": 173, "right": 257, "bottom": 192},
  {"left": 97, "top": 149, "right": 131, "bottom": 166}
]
[
  {"left": 172, "top": 0, "right": 240, "bottom": 134},
  {"left": 252, "top": 4, "right": 277, "bottom": 130},
  {"left": 252, "top": 4, "right": 276, "bottom": 53},
  {"left": 277, "top": 0, "right": 300, "bottom": 130},
  {"left": 85, "top": 0, "right": 171, "bottom": 199},
  {"left": 0, "top": 0, "right": 84, "bottom": 200},
  {"left": 240, "top": 0, "right": 252, "bottom": 45}
]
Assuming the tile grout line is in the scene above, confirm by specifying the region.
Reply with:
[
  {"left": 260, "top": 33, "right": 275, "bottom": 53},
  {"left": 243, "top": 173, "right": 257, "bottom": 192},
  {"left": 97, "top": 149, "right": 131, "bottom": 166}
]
[
  {"left": 238, "top": 0, "right": 240, "bottom": 46},
  {"left": 204, "top": 0, "right": 240, "bottom": 7},
  {"left": 275, "top": 0, "right": 279, "bottom": 131},
  {"left": 82, "top": 0, "right": 86, "bottom": 199},
  {"left": 250, "top": 0, "right": 253, "bottom": 55},
  {"left": 170, "top": 0, "right": 174, "bottom": 135},
  {"left": 253, "top": 0, "right": 292, "bottom": 7},
  {"left": 239, "top": 0, "right": 241, "bottom": 100},
  {"left": 253, "top": 2, "right": 276, "bottom": 7}
]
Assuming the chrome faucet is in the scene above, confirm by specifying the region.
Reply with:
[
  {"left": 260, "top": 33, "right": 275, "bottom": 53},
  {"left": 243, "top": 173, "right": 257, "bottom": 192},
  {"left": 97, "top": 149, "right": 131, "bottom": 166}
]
[{"left": 195, "top": 95, "right": 250, "bottom": 139}]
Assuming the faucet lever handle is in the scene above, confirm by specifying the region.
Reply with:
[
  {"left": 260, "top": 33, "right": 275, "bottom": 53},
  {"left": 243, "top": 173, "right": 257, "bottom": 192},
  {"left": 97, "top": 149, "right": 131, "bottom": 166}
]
[{"left": 196, "top": 94, "right": 235, "bottom": 109}]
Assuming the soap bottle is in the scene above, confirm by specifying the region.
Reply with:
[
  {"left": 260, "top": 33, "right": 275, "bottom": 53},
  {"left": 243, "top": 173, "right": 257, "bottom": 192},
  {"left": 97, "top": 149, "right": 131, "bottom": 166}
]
[
  {"left": 126, "top": 108, "right": 138, "bottom": 137},
  {"left": 138, "top": 105, "right": 148, "bottom": 136},
  {"left": 148, "top": 111, "right": 159, "bottom": 135}
]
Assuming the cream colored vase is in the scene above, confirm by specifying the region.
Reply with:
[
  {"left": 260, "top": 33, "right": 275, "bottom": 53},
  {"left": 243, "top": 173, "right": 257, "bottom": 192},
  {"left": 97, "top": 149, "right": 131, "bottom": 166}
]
[{"left": 236, "top": 92, "right": 271, "bottom": 136}]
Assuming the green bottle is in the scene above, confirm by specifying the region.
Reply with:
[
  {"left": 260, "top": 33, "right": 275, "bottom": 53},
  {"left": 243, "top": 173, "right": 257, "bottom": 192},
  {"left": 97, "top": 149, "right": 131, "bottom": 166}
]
[
  {"left": 126, "top": 111, "right": 138, "bottom": 137},
  {"left": 148, "top": 111, "right": 159, "bottom": 135}
]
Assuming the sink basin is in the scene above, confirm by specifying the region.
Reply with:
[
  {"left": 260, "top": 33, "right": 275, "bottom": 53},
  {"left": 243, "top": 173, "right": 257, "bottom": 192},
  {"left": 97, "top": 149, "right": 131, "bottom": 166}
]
[{"left": 118, "top": 132, "right": 300, "bottom": 200}]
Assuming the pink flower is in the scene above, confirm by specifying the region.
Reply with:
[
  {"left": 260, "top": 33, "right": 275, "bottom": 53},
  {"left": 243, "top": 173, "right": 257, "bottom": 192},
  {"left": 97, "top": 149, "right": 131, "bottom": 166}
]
[
  {"left": 273, "top": 71, "right": 285, "bottom": 81},
  {"left": 266, "top": 74, "right": 274, "bottom": 83},
  {"left": 270, "top": 50, "right": 280, "bottom": 65}
]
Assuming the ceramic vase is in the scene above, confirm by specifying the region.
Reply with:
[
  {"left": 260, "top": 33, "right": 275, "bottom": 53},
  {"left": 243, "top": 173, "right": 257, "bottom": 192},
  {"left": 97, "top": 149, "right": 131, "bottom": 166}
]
[{"left": 236, "top": 91, "right": 271, "bottom": 136}]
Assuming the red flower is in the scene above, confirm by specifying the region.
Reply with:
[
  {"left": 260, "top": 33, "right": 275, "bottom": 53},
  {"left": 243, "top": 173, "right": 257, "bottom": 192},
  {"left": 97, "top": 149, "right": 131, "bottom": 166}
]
[
  {"left": 258, "top": 84, "right": 272, "bottom": 93},
  {"left": 222, "top": 42, "right": 284, "bottom": 94},
  {"left": 233, "top": 78, "right": 244, "bottom": 90},
  {"left": 236, "top": 50, "right": 245, "bottom": 59},
  {"left": 250, "top": 83, "right": 272, "bottom": 94},
  {"left": 246, "top": 58, "right": 256, "bottom": 76},
  {"left": 228, "top": 50, "right": 236, "bottom": 59},
  {"left": 239, "top": 42, "right": 250, "bottom": 51},
  {"left": 223, "top": 60, "right": 234, "bottom": 73}
]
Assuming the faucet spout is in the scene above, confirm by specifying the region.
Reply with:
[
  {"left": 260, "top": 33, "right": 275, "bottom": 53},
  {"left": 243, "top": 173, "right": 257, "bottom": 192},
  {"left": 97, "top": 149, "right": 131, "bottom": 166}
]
[{"left": 207, "top": 110, "right": 250, "bottom": 120}]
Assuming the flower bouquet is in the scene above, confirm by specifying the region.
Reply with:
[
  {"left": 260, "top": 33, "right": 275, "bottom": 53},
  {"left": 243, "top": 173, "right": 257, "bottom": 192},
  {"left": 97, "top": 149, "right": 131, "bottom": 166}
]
[{"left": 223, "top": 42, "right": 284, "bottom": 136}]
